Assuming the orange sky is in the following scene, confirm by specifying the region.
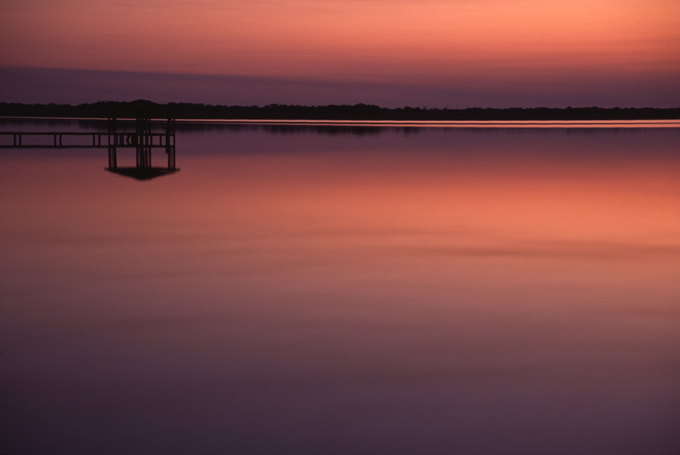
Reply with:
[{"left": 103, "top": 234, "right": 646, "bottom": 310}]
[
  {"left": 2, "top": 0, "right": 678, "bottom": 79},
  {"left": 1, "top": 0, "right": 679, "bottom": 105}
]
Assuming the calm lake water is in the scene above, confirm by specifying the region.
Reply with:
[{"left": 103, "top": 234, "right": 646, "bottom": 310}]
[{"left": 1, "top": 120, "right": 679, "bottom": 454}]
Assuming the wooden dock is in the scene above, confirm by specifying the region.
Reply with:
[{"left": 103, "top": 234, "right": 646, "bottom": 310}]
[{"left": 0, "top": 117, "right": 178, "bottom": 180}]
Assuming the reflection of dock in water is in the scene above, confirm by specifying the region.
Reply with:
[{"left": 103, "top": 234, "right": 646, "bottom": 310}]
[
  {"left": 1, "top": 117, "right": 179, "bottom": 181},
  {"left": 106, "top": 166, "right": 178, "bottom": 181}
]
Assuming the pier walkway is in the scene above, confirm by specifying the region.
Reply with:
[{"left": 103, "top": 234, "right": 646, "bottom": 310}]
[{"left": 0, "top": 117, "right": 178, "bottom": 180}]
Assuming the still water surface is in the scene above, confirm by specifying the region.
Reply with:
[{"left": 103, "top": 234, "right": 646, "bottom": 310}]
[{"left": 1, "top": 120, "right": 679, "bottom": 454}]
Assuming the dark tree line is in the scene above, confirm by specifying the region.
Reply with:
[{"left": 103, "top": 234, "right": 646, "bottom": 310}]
[{"left": 1, "top": 100, "right": 678, "bottom": 120}]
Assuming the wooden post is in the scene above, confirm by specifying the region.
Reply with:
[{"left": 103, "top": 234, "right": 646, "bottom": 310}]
[
  {"left": 135, "top": 117, "right": 152, "bottom": 169},
  {"left": 166, "top": 118, "right": 176, "bottom": 170},
  {"left": 107, "top": 117, "right": 117, "bottom": 169}
]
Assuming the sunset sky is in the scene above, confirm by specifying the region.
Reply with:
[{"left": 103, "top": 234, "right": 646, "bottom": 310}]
[{"left": 1, "top": 0, "right": 679, "bottom": 107}]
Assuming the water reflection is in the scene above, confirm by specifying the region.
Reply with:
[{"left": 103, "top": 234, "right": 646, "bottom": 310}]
[{"left": 0, "top": 121, "right": 679, "bottom": 454}]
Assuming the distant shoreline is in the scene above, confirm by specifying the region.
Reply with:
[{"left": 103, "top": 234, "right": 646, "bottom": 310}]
[
  {"left": 1, "top": 101, "right": 679, "bottom": 121},
  {"left": 3, "top": 118, "right": 679, "bottom": 131}
]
